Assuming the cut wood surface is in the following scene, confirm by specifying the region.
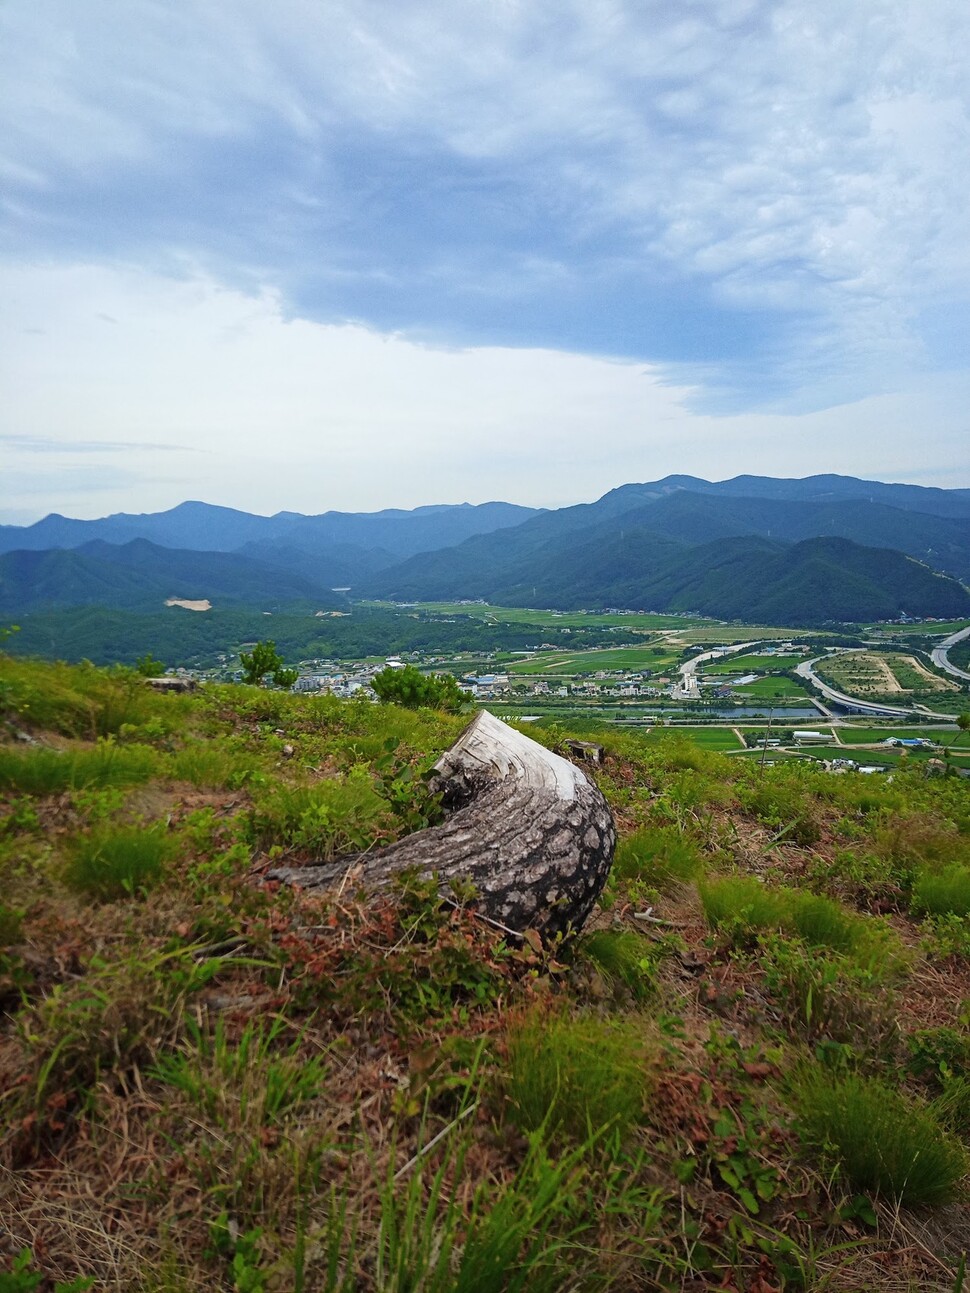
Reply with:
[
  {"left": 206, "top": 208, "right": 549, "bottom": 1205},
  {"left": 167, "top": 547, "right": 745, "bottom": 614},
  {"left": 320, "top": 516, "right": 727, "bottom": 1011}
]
[{"left": 267, "top": 709, "right": 616, "bottom": 939}]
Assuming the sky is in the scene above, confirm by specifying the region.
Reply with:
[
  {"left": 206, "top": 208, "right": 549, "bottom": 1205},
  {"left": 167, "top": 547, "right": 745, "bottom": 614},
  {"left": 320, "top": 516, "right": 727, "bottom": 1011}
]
[{"left": 2, "top": 0, "right": 969, "bottom": 524}]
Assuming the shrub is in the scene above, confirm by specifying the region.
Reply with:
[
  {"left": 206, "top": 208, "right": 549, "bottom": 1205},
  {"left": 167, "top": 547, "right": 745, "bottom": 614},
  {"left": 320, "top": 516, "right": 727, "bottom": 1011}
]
[
  {"left": 371, "top": 664, "right": 470, "bottom": 713},
  {"left": 247, "top": 769, "right": 395, "bottom": 859},
  {"left": 64, "top": 824, "right": 176, "bottom": 899},
  {"left": 505, "top": 1010, "right": 651, "bottom": 1145},
  {"left": 791, "top": 1068, "right": 967, "bottom": 1207}
]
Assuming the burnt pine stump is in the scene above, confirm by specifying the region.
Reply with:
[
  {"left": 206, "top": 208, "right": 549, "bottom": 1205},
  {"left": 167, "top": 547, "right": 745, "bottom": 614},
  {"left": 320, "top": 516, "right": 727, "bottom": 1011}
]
[{"left": 267, "top": 709, "right": 616, "bottom": 940}]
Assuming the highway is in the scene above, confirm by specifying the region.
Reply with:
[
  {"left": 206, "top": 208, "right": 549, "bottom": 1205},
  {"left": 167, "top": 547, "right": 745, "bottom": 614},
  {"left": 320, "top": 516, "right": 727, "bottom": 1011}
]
[
  {"left": 931, "top": 625, "right": 970, "bottom": 683},
  {"left": 795, "top": 653, "right": 957, "bottom": 721}
]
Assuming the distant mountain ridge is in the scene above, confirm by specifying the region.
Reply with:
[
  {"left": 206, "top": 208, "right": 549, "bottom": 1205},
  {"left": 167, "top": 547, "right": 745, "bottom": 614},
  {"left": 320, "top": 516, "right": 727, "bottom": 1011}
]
[
  {"left": 3, "top": 475, "right": 969, "bottom": 626},
  {"left": 0, "top": 499, "right": 542, "bottom": 559}
]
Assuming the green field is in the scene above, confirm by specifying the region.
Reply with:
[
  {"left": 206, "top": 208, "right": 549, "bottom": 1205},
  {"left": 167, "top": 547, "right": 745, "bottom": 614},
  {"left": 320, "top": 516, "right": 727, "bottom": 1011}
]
[
  {"left": 363, "top": 601, "right": 714, "bottom": 631},
  {"left": 508, "top": 646, "right": 684, "bottom": 675},
  {"left": 702, "top": 653, "right": 803, "bottom": 675},
  {"left": 678, "top": 625, "right": 826, "bottom": 645},
  {"left": 867, "top": 619, "right": 970, "bottom": 636},
  {"left": 836, "top": 725, "right": 952, "bottom": 746},
  {"left": 730, "top": 676, "right": 811, "bottom": 699}
]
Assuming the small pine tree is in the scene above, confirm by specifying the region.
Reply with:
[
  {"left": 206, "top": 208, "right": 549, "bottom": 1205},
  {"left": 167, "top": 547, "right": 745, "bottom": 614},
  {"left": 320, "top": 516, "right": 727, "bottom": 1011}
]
[
  {"left": 371, "top": 664, "right": 469, "bottom": 712},
  {"left": 239, "top": 640, "right": 298, "bottom": 688}
]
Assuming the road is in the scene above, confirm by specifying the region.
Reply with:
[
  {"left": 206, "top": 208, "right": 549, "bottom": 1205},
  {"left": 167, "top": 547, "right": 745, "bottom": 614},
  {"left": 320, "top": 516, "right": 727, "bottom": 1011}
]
[
  {"left": 931, "top": 625, "right": 970, "bottom": 683},
  {"left": 671, "top": 640, "right": 759, "bottom": 701},
  {"left": 795, "top": 653, "right": 957, "bottom": 721}
]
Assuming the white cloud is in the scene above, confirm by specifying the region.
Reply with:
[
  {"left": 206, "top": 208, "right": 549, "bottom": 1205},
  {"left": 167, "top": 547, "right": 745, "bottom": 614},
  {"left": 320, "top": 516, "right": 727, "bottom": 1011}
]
[{"left": 1, "top": 262, "right": 967, "bottom": 523}]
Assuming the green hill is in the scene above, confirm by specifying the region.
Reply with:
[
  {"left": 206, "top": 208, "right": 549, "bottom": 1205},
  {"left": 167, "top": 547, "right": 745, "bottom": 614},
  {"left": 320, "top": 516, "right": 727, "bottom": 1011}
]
[{"left": 2, "top": 655, "right": 970, "bottom": 1289}]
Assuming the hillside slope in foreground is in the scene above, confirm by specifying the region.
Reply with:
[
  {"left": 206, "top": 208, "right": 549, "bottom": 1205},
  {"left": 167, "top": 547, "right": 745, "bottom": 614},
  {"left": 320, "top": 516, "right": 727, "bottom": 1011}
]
[{"left": 2, "top": 656, "right": 970, "bottom": 1290}]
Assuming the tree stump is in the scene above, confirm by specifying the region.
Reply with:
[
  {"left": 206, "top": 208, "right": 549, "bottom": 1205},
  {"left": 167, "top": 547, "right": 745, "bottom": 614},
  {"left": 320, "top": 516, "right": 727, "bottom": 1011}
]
[{"left": 266, "top": 709, "right": 616, "bottom": 940}]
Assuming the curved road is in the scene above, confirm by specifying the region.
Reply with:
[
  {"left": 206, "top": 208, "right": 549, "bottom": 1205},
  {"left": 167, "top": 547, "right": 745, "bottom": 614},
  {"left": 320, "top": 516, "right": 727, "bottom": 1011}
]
[
  {"left": 931, "top": 625, "right": 970, "bottom": 683},
  {"left": 673, "top": 640, "right": 758, "bottom": 701},
  {"left": 795, "top": 653, "right": 957, "bottom": 722}
]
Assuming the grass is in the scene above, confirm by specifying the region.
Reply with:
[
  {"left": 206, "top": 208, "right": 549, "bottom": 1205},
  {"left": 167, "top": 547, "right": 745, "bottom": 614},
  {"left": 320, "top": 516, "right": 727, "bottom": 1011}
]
[
  {"left": 613, "top": 824, "right": 704, "bottom": 889},
  {"left": 364, "top": 600, "right": 712, "bottom": 630},
  {"left": 791, "top": 1069, "right": 968, "bottom": 1207},
  {"left": 7, "top": 653, "right": 970, "bottom": 1291},
  {"left": 911, "top": 865, "right": 970, "bottom": 919},
  {"left": 504, "top": 1010, "right": 652, "bottom": 1145},
  {"left": 246, "top": 770, "right": 396, "bottom": 859},
  {"left": 576, "top": 929, "right": 658, "bottom": 1001},
  {"left": 731, "top": 676, "right": 811, "bottom": 699},
  {"left": 0, "top": 742, "right": 158, "bottom": 795},
  {"left": 702, "top": 654, "right": 806, "bottom": 674},
  {"left": 700, "top": 877, "right": 902, "bottom": 969},
  {"left": 507, "top": 646, "right": 684, "bottom": 675},
  {"left": 63, "top": 823, "right": 177, "bottom": 899}
]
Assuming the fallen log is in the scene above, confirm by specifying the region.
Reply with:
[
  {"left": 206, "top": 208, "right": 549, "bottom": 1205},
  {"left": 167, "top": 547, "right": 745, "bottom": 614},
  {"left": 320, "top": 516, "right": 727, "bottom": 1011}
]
[{"left": 267, "top": 709, "right": 616, "bottom": 940}]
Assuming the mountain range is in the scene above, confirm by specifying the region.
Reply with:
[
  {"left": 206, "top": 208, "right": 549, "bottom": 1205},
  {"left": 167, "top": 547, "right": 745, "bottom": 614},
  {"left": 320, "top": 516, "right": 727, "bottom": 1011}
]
[{"left": 2, "top": 474, "right": 969, "bottom": 627}]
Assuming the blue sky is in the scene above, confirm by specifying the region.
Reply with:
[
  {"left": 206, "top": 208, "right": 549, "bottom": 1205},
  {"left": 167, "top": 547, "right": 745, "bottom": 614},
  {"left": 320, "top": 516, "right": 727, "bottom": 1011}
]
[{"left": 1, "top": 0, "right": 969, "bottom": 522}]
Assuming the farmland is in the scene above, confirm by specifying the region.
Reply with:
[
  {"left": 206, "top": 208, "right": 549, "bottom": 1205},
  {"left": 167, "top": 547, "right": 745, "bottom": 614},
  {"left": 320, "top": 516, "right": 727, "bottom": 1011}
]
[{"left": 507, "top": 645, "right": 683, "bottom": 675}]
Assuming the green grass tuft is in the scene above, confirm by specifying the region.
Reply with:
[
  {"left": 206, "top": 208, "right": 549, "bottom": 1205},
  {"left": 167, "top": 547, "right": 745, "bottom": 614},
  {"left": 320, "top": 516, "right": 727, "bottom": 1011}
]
[
  {"left": 613, "top": 825, "right": 704, "bottom": 890},
  {"left": 576, "top": 929, "right": 657, "bottom": 1002},
  {"left": 0, "top": 741, "right": 157, "bottom": 796},
  {"left": 912, "top": 865, "right": 970, "bottom": 919},
  {"left": 63, "top": 823, "right": 176, "bottom": 899},
  {"left": 505, "top": 1010, "right": 651, "bottom": 1145},
  {"left": 791, "top": 1068, "right": 967, "bottom": 1207}
]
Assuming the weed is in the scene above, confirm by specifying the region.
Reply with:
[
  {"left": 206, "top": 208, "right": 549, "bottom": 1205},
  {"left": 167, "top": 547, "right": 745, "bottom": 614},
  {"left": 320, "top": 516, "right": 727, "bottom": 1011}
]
[
  {"left": 0, "top": 1249, "right": 93, "bottom": 1292},
  {"left": 907, "top": 1025, "right": 970, "bottom": 1084},
  {"left": 11, "top": 948, "right": 222, "bottom": 1115},
  {"left": 790, "top": 1068, "right": 968, "bottom": 1207},
  {"left": 708, "top": 1101, "right": 782, "bottom": 1215},
  {"left": 922, "top": 914, "right": 970, "bottom": 960},
  {"left": 759, "top": 934, "right": 898, "bottom": 1050},
  {"left": 151, "top": 1015, "right": 327, "bottom": 1126},
  {"left": 63, "top": 823, "right": 176, "bottom": 899},
  {"left": 739, "top": 772, "right": 821, "bottom": 846},
  {"left": 0, "top": 797, "right": 40, "bottom": 836},
  {"left": 370, "top": 1111, "right": 610, "bottom": 1293},
  {"left": 504, "top": 1009, "right": 652, "bottom": 1147},
  {"left": 0, "top": 902, "right": 23, "bottom": 947}
]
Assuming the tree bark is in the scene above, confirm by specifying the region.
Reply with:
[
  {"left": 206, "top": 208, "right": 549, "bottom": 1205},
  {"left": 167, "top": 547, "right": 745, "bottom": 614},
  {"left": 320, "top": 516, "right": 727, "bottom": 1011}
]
[{"left": 266, "top": 709, "right": 616, "bottom": 940}]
